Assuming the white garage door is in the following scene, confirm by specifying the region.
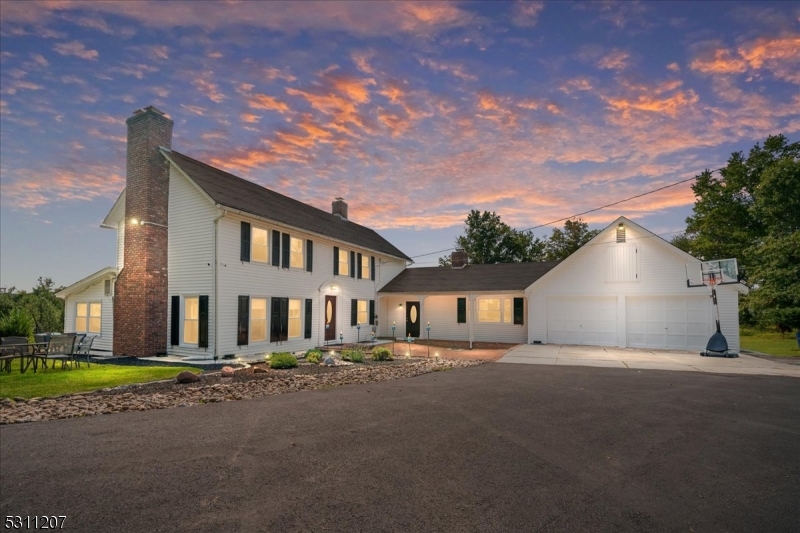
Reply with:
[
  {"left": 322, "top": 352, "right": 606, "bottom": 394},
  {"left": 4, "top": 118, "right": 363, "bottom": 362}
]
[
  {"left": 626, "top": 296, "right": 711, "bottom": 350},
  {"left": 547, "top": 296, "right": 617, "bottom": 346}
]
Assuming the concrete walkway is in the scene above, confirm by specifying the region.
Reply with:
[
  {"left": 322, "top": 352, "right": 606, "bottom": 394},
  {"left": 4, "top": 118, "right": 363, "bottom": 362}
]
[{"left": 499, "top": 343, "right": 800, "bottom": 377}]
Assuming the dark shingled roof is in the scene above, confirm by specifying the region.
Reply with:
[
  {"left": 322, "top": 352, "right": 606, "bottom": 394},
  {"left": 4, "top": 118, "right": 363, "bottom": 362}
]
[
  {"left": 166, "top": 150, "right": 412, "bottom": 261},
  {"left": 379, "top": 261, "right": 561, "bottom": 293}
]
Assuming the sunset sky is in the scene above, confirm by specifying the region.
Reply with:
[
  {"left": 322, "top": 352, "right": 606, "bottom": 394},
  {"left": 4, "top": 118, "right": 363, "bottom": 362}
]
[{"left": 1, "top": 1, "right": 798, "bottom": 290}]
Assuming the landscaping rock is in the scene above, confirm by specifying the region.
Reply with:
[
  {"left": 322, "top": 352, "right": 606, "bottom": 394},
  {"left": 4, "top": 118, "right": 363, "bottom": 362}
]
[
  {"left": 221, "top": 366, "right": 235, "bottom": 377},
  {"left": 176, "top": 371, "right": 200, "bottom": 384},
  {"left": 253, "top": 367, "right": 269, "bottom": 374},
  {"left": 323, "top": 356, "right": 335, "bottom": 366}
]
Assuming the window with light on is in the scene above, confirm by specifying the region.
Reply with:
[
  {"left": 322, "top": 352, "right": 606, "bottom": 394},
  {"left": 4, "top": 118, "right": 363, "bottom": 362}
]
[
  {"left": 251, "top": 298, "right": 267, "bottom": 342},
  {"left": 288, "top": 299, "right": 301, "bottom": 337},
  {"left": 252, "top": 228, "right": 268, "bottom": 263},
  {"left": 184, "top": 297, "right": 199, "bottom": 344},
  {"left": 290, "top": 237, "right": 304, "bottom": 269},
  {"left": 338, "top": 249, "right": 349, "bottom": 276}
]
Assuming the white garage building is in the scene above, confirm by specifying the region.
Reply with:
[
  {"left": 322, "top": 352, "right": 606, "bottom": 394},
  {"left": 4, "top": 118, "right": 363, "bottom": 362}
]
[{"left": 380, "top": 217, "right": 746, "bottom": 353}]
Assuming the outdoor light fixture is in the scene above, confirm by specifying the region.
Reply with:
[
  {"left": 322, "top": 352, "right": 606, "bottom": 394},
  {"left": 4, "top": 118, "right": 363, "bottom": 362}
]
[
  {"left": 130, "top": 218, "right": 168, "bottom": 228},
  {"left": 398, "top": 303, "right": 403, "bottom": 307}
]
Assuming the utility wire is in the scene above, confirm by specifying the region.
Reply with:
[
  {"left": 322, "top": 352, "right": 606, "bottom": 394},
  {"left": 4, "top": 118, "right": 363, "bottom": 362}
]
[{"left": 410, "top": 169, "right": 720, "bottom": 260}]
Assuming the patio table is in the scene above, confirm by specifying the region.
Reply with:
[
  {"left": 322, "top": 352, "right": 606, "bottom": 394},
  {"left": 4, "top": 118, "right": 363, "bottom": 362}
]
[{"left": 0, "top": 343, "right": 48, "bottom": 374}]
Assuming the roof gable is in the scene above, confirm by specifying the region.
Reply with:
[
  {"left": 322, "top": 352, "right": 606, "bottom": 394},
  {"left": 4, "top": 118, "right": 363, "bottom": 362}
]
[
  {"left": 164, "top": 150, "right": 411, "bottom": 261},
  {"left": 56, "top": 267, "right": 118, "bottom": 298}
]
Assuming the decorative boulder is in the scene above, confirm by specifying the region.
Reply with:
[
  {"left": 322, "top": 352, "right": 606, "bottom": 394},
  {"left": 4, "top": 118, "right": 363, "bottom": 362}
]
[
  {"left": 176, "top": 371, "right": 200, "bottom": 384},
  {"left": 253, "top": 367, "right": 269, "bottom": 374},
  {"left": 221, "top": 366, "right": 235, "bottom": 377},
  {"left": 323, "top": 356, "right": 335, "bottom": 367}
]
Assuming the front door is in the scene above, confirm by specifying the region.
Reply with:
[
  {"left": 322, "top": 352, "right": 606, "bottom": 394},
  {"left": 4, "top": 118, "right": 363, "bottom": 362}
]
[
  {"left": 325, "top": 296, "right": 337, "bottom": 341},
  {"left": 406, "top": 301, "right": 420, "bottom": 338}
]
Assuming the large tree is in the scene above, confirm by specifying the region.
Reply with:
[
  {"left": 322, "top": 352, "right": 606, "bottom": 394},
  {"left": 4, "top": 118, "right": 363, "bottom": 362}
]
[
  {"left": 440, "top": 211, "right": 596, "bottom": 265},
  {"left": 0, "top": 277, "right": 65, "bottom": 334},
  {"left": 679, "top": 134, "right": 800, "bottom": 330}
]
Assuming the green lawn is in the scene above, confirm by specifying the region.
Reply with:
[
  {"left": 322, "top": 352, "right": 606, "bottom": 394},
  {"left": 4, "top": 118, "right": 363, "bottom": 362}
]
[
  {"left": 740, "top": 328, "right": 800, "bottom": 358},
  {"left": 0, "top": 359, "right": 201, "bottom": 399}
]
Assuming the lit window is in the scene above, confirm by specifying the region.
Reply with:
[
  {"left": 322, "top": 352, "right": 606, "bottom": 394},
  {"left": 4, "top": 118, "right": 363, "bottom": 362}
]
[
  {"left": 89, "top": 303, "right": 102, "bottom": 333},
  {"left": 252, "top": 228, "right": 268, "bottom": 263},
  {"left": 357, "top": 300, "right": 368, "bottom": 325},
  {"left": 478, "top": 298, "right": 501, "bottom": 323},
  {"left": 288, "top": 299, "right": 301, "bottom": 338},
  {"left": 290, "top": 237, "right": 304, "bottom": 269},
  {"left": 339, "top": 249, "right": 349, "bottom": 276},
  {"left": 184, "top": 297, "right": 199, "bottom": 344},
  {"left": 504, "top": 299, "right": 512, "bottom": 323},
  {"left": 76, "top": 302, "right": 101, "bottom": 333},
  {"left": 251, "top": 298, "right": 267, "bottom": 342},
  {"left": 362, "top": 255, "right": 370, "bottom": 280}
]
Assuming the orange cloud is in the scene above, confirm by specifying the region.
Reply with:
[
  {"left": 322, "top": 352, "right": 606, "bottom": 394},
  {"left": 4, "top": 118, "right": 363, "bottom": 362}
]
[
  {"left": 598, "top": 49, "right": 630, "bottom": 71},
  {"left": 240, "top": 113, "right": 260, "bottom": 123},
  {"left": 248, "top": 93, "right": 290, "bottom": 113},
  {"left": 689, "top": 48, "right": 746, "bottom": 74},
  {"left": 194, "top": 77, "right": 225, "bottom": 103}
]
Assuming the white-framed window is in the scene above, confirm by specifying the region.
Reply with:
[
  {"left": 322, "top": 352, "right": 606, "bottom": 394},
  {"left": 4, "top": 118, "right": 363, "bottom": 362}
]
[
  {"left": 76, "top": 302, "right": 102, "bottom": 333},
  {"left": 184, "top": 297, "right": 199, "bottom": 344},
  {"left": 357, "top": 300, "right": 368, "bottom": 325},
  {"left": 504, "top": 299, "right": 512, "bottom": 324},
  {"left": 288, "top": 299, "right": 302, "bottom": 338},
  {"left": 338, "top": 248, "right": 349, "bottom": 276},
  {"left": 251, "top": 298, "right": 267, "bottom": 342},
  {"left": 478, "top": 298, "right": 501, "bottom": 323},
  {"left": 252, "top": 227, "right": 268, "bottom": 263},
  {"left": 361, "top": 255, "right": 370, "bottom": 280},
  {"left": 290, "top": 237, "right": 304, "bottom": 269}
]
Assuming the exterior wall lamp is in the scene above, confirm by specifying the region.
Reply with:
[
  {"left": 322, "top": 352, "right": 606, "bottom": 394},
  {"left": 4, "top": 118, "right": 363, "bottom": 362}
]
[{"left": 130, "top": 218, "right": 168, "bottom": 228}]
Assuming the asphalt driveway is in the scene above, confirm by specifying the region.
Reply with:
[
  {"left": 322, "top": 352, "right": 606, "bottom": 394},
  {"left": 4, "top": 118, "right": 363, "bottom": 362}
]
[
  {"left": 500, "top": 343, "right": 800, "bottom": 377},
  {"left": 2, "top": 364, "right": 799, "bottom": 532}
]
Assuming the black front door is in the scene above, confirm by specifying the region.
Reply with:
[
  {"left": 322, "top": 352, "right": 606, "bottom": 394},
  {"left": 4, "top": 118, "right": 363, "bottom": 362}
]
[
  {"left": 406, "top": 301, "right": 420, "bottom": 338},
  {"left": 325, "top": 295, "right": 337, "bottom": 341}
]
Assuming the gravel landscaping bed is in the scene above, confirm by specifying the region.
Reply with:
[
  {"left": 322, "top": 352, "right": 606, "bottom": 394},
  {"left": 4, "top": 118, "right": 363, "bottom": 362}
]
[{"left": 0, "top": 358, "right": 485, "bottom": 425}]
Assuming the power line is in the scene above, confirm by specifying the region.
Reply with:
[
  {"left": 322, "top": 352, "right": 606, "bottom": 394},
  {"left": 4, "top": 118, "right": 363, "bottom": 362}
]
[{"left": 410, "top": 169, "right": 718, "bottom": 260}]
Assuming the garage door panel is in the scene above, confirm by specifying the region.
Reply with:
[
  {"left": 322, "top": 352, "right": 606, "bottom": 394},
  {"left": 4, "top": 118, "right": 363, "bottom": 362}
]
[
  {"left": 627, "top": 296, "right": 710, "bottom": 350},
  {"left": 548, "top": 296, "right": 617, "bottom": 346}
]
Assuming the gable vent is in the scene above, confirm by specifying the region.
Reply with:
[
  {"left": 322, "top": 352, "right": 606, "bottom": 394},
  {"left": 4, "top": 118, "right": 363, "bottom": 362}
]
[{"left": 616, "top": 224, "right": 626, "bottom": 243}]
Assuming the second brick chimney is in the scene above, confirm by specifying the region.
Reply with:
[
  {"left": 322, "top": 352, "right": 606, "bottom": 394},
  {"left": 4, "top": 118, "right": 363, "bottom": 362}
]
[
  {"left": 113, "top": 106, "right": 173, "bottom": 357},
  {"left": 332, "top": 197, "right": 348, "bottom": 220},
  {"left": 451, "top": 249, "right": 468, "bottom": 268}
]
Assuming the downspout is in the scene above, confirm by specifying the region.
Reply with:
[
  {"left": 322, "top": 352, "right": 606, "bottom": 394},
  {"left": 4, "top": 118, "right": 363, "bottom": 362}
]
[{"left": 213, "top": 210, "right": 227, "bottom": 358}]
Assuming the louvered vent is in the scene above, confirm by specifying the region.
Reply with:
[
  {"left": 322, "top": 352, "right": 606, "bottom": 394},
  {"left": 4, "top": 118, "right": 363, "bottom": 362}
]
[{"left": 616, "top": 225, "right": 626, "bottom": 243}]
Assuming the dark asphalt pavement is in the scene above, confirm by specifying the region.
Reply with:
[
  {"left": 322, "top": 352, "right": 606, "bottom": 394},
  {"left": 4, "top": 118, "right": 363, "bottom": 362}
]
[{"left": 2, "top": 364, "right": 799, "bottom": 533}]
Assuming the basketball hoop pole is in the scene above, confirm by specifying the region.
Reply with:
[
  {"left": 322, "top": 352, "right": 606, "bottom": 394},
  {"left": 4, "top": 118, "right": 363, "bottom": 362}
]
[{"left": 709, "top": 272, "right": 722, "bottom": 334}]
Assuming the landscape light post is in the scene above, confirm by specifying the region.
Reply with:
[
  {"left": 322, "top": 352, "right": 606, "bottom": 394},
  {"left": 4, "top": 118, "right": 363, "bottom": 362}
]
[
  {"left": 357, "top": 322, "right": 361, "bottom": 344},
  {"left": 391, "top": 321, "right": 396, "bottom": 356},
  {"left": 339, "top": 331, "right": 343, "bottom": 347},
  {"left": 426, "top": 321, "right": 431, "bottom": 358}
]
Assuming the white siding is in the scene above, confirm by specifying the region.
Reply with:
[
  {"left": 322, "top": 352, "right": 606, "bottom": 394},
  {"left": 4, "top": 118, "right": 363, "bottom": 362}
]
[
  {"left": 528, "top": 221, "right": 742, "bottom": 351},
  {"left": 116, "top": 222, "right": 125, "bottom": 269},
  {"left": 378, "top": 293, "right": 527, "bottom": 344},
  {"left": 167, "top": 167, "right": 219, "bottom": 357},
  {"left": 63, "top": 281, "right": 113, "bottom": 352},
  {"left": 216, "top": 212, "right": 406, "bottom": 357}
]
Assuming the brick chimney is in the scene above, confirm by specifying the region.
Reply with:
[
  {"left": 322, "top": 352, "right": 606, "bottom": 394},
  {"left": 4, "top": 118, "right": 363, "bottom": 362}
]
[
  {"left": 113, "top": 106, "right": 173, "bottom": 356},
  {"left": 332, "top": 197, "right": 348, "bottom": 220},
  {"left": 451, "top": 249, "right": 468, "bottom": 268}
]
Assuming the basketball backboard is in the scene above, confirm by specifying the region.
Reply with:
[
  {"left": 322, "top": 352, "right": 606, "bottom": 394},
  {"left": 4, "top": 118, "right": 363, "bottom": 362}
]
[{"left": 686, "top": 258, "right": 739, "bottom": 287}]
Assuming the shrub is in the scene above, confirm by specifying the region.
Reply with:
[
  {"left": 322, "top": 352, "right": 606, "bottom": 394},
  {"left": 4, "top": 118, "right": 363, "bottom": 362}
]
[
  {"left": 305, "top": 349, "right": 322, "bottom": 364},
  {"left": 341, "top": 347, "right": 364, "bottom": 363},
  {"left": 269, "top": 352, "right": 298, "bottom": 369},
  {"left": 371, "top": 346, "right": 393, "bottom": 361},
  {"left": 0, "top": 308, "right": 34, "bottom": 340}
]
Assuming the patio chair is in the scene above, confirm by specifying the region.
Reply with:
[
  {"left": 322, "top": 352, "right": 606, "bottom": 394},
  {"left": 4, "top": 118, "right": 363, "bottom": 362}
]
[
  {"left": 74, "top": 335, "right": 96, "bottom": 367},
  {"left": 42, "top": 334, "right": 78, "bottom": 370},
  {"left": 0, "top": 337, "right": 31, "bottom": 373}
]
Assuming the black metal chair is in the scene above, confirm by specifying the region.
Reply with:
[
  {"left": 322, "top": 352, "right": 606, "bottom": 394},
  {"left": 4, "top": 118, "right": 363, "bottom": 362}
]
[
  {"left": 42, "top": 335, "right": 78, "bottom": 370},
  {"left": 74, "top": 335, "right": 96, "bottom": 367},
  {"left": 0, "top": 337, "right": 30, "bottom": 373}
]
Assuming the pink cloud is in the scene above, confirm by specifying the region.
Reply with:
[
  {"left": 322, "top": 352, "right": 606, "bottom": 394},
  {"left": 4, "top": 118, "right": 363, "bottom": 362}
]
[{"left": 53, "top": 40, "right": 98, "bottom": 60}]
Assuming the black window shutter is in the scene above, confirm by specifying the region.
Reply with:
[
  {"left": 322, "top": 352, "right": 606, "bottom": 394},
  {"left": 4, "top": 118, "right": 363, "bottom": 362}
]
[
  {"left": 457, "top": 297, "right": 467, "bottom": 324},
  {"left": 240, "top": 222, "right": 251, "bottom": 262},
  {"left": 513, "top": 297, "right": 524, "bottom": 325},
  {"left": 351, "top": 299, "right": 358, "bottom": 326},
  {"left": 281, "top": 298, "right": 289, "bottom": 342},
  {"left": 306, "top": 240, "right": 313, "bottom": 272},
  {"left": 281, "top": 233, "right": 290, "bottom": 269},
  {"left": 350, "top": 251, "right": 356, "bottom": 279},
  {"left": 369, "top": 300, "right": 375, "bottom": 325},
  {"left": 304, "top": 299, "right": 312, "bottom": 339},
  {"left": 237, "top": 296, "right": 249, "bottom": 346},
  {"left": 270, "top": 297, "right": 281, "bottom": 343},
  {"left": 170, "top": 296, "right": 180, "bottom": 346},
  {"left": 271, "top": 230, "right": 280, "bottom": 267},
  {"left": 357, "top": 253, "right": 363, "bottom": 279},
  {"left": 370, "top": 256, "right": 375, "bottom": 281},
  {"left": 198, "top": 295, "right": 209, "bottom": 348},
  {"left": 333, "top": 246, "right": 339, "bottom": 275}
]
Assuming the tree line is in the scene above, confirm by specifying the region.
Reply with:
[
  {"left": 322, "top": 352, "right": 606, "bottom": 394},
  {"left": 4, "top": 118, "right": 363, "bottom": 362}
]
[{"left": 0, "top": 277, "right": 65, "bottom": 338}]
